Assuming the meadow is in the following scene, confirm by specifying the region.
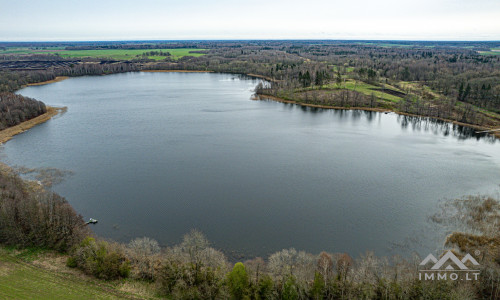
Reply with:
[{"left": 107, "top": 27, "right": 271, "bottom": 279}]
[
  {"left": 0, "top": 247, "right": 156, "bottom": 299},
  {"left": 479, "top": 49, "right": 500, "bottom": 55}
]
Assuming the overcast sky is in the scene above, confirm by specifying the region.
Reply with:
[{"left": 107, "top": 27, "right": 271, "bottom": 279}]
[{"left": 1, "top": 0, "right": 499, "bottom": 41}]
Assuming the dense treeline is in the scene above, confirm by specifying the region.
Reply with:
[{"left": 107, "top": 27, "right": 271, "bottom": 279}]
[
  {"left": 0, "top": 168, "right": 89, "bottom": 252},
  {"left": 0, "top": 61, "right": 141, "bottom": 92},
  {"left": 0, "top": 92, "right": 47, "bottom": 129},
  {"left": 138, "top": 50, "right": 171, "bottom": 57}
]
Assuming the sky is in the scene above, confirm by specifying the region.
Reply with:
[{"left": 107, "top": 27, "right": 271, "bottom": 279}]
[{"left": 1, "top": 0, "right": 499, "bottom": 41}]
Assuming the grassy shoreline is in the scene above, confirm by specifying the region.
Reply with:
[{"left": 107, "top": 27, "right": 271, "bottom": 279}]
[
  {"left": 0, "top": 247, "right": 153, "bottom": 299},
  {"left": 0, "top": 106, "right": 65, "bottom": 144}
]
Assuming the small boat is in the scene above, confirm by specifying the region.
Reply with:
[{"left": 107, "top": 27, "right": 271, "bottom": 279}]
[{"left": 85, "top": 218, "right": 98, "bottom": 225}]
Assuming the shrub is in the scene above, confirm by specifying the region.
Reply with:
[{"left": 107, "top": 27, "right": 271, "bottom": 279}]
[
  {"left": 70, "top": 237, "right": 130, "bottom": 280},
  {"left": 127, "top": 237, "right": 161, "bottom": 280},
  {"left": 157, "top": 230, "right": 229, "bottom": 299},
  {"left": 66, "top": 256, "right": 77, "bottom": 268},
  {"left": 157, "top": 259, "right": 224, "bottom": 299}
]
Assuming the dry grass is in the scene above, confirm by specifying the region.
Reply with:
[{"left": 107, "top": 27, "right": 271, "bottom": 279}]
[
  {"left": 0, "top": 106, "right": 65, "bottom": 144},
  {"left": 0, "top": 260, "right": 13, "bottom": 277},
  {"left": 118, "top": 281, "right": 159, "bottom": 299}
]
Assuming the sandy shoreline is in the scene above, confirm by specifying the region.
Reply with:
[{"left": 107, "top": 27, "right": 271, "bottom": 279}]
[
  {"left": 0, "top": 106, "right": 65, "bottom": 144},
  {"left": 25, "top": 76, "right": 69, "bottom": 87},
  {"left": 257, "top": 94, "right": 500, "bottom": 139}
]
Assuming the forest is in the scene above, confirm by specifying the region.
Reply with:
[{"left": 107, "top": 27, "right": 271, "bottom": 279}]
[{"left": 0, "top": 92, "right": 46, "bottom": 130}]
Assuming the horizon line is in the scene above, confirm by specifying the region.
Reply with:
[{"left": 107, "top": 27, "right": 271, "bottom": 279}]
[{"left": 1, "top": 38, "right": 500, "bottom": 43}]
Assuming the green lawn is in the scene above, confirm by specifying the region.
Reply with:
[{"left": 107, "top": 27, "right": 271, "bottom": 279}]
[
  {"left": 0, "top": 248, "right": 153, "bottom": 299},
  {"left": 322, "top": 80, "right": 404, "bottom": 102},
  {"left": 1, "top": 47, "right": 206, "bottom": 60}
]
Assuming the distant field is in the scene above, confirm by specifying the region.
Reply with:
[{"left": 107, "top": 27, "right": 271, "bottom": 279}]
[
  {"left": 478, "top": 49, "right": 500, "bottom": 55},
  {"left": 0, "top": 47, "right": 66, "bottom": 54},
  {"left": 0, "top": 47, "right": 206, "bottom": 60}
]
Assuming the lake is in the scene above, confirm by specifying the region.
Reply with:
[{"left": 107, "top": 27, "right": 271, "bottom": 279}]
[{"left": 4, "top": 72, "right": 500, "bottom": 258}]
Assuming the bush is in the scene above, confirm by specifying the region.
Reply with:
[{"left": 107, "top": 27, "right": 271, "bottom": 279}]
[
  {"left": 66, "top": 256, "right": 77, "bottom": 268},
  {"left": 70, "top": 237, "right": 130, "bottom": 280},
  {"left": 157, "top": 230, "right": 229, "bottom": 299},
  {"left": 157, "top": 259, "right": 224, "bottom": 299},
  {"left": 127, "top": 237, "right": 161, "bottom": 280}
]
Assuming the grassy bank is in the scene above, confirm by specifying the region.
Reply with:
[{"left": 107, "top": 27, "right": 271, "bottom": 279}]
[
  {"left": 0, "top": 106, "right": 65, "bottom": 144},
  {"left": 0, "top": 247, "right": 156, "bottom": 299}
]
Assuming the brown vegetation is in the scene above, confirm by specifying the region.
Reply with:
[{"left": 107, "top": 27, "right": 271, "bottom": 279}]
[{"left": 0, "top": 106, "right": 64, "bottom": 144}]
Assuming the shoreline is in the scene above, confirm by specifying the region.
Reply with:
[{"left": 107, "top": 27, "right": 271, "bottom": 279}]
[
  {"left": 257, "top": 94, "right": 500, "bottom": 139},
  {"left": 141, "top": 70, "right": 213, "bottom": 73},
  {"left": 25, "top": 76, "right": 69, "bottom": 87},
  {"left": 12, "top": 72, "right": 500, "bottom": 140},
  {"left": 246, "top": 73, "right": 280, "bottom": 82},
  {"left": 0, "top": 106, "right": 65, "bottom": 144}
]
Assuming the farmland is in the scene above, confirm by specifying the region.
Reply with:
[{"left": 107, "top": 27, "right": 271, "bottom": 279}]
[
  {"left": 479, "top": 49, "right": 500, "bottom": 55},
  {"left": 0, "top": 47, "right": 206, "bottom": 60}
]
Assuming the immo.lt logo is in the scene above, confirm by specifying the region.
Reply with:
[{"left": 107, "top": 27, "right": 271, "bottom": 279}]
[{"left": 419, "top": 250, "right": 480, "bottom": 281}]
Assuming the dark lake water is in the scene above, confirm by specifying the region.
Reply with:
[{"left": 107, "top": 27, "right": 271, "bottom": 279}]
[{"left": 5, "top": 72, "right": 500, "bottom": 258}]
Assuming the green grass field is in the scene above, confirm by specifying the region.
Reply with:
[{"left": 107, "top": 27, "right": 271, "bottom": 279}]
[
  {"left": 0, "top": 247, "right": 156, "bottom": 299},
  {"left": 478, "top": 49, "right": 500, "bottom": 56},
  {"left": 322, "top": 80, "right": 404, "bottom": 102},
  {"left": 331, "top": 65, "right": 354, "bottom": 73},
  {"left": 1, "top": 47, "right": 206, "bottom": 60},
  {"left": 0, "top": 47, "right": 66, "bottom": 54}
]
